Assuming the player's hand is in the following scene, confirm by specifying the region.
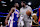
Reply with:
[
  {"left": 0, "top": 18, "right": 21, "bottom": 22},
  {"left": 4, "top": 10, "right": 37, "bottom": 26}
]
[{"left": 5, "top": 19, "right": 8, "bottom": 25}]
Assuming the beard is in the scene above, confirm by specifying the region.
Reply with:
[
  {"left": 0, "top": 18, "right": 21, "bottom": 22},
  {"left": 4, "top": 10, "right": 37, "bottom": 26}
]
[
  {"left": 23, "top": 5, "right": 25, "bottom": 8},
  {"left": 16, "top": 6, "right": 19, "bottom": 9}
]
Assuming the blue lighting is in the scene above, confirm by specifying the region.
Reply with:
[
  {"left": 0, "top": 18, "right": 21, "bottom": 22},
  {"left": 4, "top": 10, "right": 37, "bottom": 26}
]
[{"left": 0, "top": 12, "right": 8, "bottom": 14}]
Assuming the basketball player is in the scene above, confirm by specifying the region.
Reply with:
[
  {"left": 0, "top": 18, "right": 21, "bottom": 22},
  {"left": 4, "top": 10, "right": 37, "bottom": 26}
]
[
  {"left": 19, "top": 1, "right": 33, "bottom": 27},
  {"left": 5, "top": 2, "right": 19, "bottom": 27}
]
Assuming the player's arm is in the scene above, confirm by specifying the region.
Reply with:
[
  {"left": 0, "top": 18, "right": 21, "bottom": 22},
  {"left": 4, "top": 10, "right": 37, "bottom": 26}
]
[
  {"left": 28, "top": 7, "right": 33, "bottom": 16},
  {"left": 32, "top": 14, "right": 39, "bottom": 24},
  {"left": 6, "top": 7, "right": 15, "bottom": 20}
]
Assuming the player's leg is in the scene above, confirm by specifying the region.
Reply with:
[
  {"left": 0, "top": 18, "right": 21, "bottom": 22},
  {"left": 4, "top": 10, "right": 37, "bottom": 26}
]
[
  {"left": 24, "top": 21, "right": 26, "bottom": 27},
  {"left": 18, "top": 21, "right": 21, "bottom": 27},
  {"left": 13, "top": 21, "right": 18, "bottom": 27},
  {"left": 9, "top": 20, "right": 13, "bottom": 27},
  {"left": 21, "top": 21, "right": 24, "bottom": 27}
]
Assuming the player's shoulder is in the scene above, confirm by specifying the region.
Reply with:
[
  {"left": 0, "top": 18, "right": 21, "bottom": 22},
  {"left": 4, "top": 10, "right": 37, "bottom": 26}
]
[
  {"left": 27, "top": 5, "right": 32, "bottom": 9},
  {"left": 17, "top": 9, "right": 19, "bottom": 12},
  {"left": 26, "top": 5, "right": 32, "bottom": 10},
  {"left": 20, "top": 7, "right": 23, "bottom": 10},
  {"left": 20, "top": 7, "right": 23, "bottom": 9},
  {"left": 16, "top": 9, "right": 19, "bottom": 13},
  {"left": 11, "top": 7, "right": 16, "bottom": 10},
  {"left": 17, "top": 10, "right": 19, "bottom": 12}
]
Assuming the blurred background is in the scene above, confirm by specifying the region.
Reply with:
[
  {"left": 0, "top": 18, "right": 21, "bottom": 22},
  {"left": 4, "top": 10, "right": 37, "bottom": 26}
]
[{"left": 0, "top": 0, "right": 40, "bottom": 26}]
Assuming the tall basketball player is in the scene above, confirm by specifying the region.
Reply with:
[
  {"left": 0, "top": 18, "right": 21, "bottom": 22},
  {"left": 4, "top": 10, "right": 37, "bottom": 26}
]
[
  {"left": 19, "top": 1, "right": 33, "bottom": 27},
  {"left": 5, "top": 2, "right": 19, "bottom": 27}
]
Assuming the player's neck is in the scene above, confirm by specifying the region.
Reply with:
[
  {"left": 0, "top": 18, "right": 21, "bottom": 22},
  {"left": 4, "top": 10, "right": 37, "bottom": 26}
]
[
  {"left": 23, "top": 5, "right": 26, "bottom": 8},
  {"left": 14, "top": 6, "right": 18, "bottom": 10},
  {"left": 15, "top": 7, "right": 18, "bottom": 10}
]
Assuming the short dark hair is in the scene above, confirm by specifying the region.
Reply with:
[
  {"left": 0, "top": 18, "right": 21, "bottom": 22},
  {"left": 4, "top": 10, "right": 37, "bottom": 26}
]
[
  {"left": 21, "top": 1, "right": 26, "bottom": 5},
  {"left": 14, "top": 2, "right": 19, "bottom": 4}
]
